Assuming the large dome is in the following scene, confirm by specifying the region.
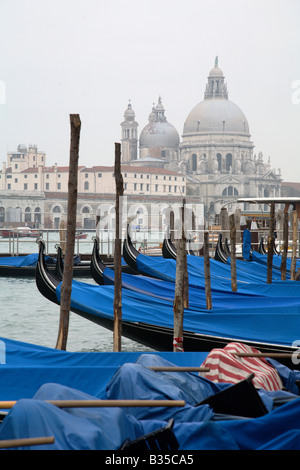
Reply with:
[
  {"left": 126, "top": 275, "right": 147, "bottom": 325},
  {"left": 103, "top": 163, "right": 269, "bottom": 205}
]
[
  {"left": 183, "top": 98, "right": 250, "bottom": 136},
  {"left": 183, "top": 58, "right": 250, "bottom": 137},
  {"left": 139, "top": 97, "right": 180, "bottom": 149}
]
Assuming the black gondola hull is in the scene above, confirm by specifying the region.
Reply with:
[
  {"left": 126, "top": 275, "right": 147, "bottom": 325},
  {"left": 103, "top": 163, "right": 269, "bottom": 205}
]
[{"left": 36, "top": 239, "right": 300, "bottom": 368}]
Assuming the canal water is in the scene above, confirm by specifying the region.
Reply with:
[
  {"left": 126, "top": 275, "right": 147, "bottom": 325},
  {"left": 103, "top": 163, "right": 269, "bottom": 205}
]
[{"left": 0, "top": 231, "right": 157, "bottom": 352}]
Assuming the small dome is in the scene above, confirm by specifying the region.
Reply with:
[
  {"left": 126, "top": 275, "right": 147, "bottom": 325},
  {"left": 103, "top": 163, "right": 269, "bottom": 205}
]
[
  {"left": 209, "top": 66, "right": 224, "bottom": 77},
  {"left": 139, "top": 121, "right": 180, "bottom": 149},
  {"left": 139, "top": 97, "right": 180, "bottom": 149},
  {"left": 17, "top": 144, "right": 27, "bottom": 153},
  {"left": 123, "top": 102, "right": 135, "bottom": 121}
]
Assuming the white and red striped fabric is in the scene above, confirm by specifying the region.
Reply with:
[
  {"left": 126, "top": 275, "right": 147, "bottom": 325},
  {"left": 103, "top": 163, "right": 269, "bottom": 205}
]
[{"left": 200, "top": 342, "right": 283, "bottom": 391}]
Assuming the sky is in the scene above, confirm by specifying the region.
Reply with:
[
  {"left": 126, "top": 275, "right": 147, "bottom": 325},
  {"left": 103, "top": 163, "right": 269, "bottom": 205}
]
[{"left": 0, "top": 0, "right": 299, "bottom": 181}]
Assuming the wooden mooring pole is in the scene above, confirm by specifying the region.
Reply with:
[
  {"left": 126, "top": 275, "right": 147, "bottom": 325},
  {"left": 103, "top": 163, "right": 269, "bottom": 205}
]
[
  {"left": 173, "top": 200, "right": 188, "bottom": 352},
  {"left": 56, "top": 114, "right": 81, "bottom": 350},
  {"left": 267, "top": 203, "right": 275, "bottom": 284},
  {"left": 281, "top": 210, "right": 288, "bottom": 280},
  {"left": 229, "top": 214, "right": 237, "bottom": 292},
  {"left": 113, "top": 143, "right": 124, "bottom": 351},
  {"left": 204, "top": 231, "right": 212, "bottom": 310},
  {"left": 291, "top": 210, "right": 298, "bottom": 280}
]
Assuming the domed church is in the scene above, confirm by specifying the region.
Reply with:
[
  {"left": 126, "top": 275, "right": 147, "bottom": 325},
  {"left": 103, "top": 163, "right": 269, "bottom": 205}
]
[{"left": 121, "top": 58, "right": 282, "bottom": 215}]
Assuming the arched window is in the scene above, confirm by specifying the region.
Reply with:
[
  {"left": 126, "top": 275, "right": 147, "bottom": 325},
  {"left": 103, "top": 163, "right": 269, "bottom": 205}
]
[
  {"left": 82, "top": 206, "right": 90, "bottom": 213},
  {"left": 217, "top": 153, "right": 222, "bottom": 171},
  {"left": 25, "top": 207, "right": 31, "bottom": 223},
  {"left": 53, "top": 206, "right": 61, "bottom": 213},
  {"left": 222, "top": 186, "right": 239, "bottom": 196},
  {"left": 0, "top": 207, "right": 5, "bottom": 223},
  {"left": 34, "top": 207, "right": 41, "bottom": 226},
  {"left": 226, "top": 153, "right": 232, "bottom": 172},
  {"left": 191, "top": 154, "right": 197, "bottom": 171}
]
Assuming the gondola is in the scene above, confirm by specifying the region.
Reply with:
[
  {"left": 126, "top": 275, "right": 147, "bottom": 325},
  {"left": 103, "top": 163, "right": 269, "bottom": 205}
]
[
  {"left": 90, "top": 236, "right": 108, "bottom": 285},
  {"left": 224, "top": 238, "right": 231, "bottom": 257},
  {"left": 258, "top": 236, "right": 279, "bottom": 255},
  {"left": 214, "top": 233, "right": 229, "bottom": 263},
  {"left": 0, "top": 243, "right": 92, "bottom": 278},
  {"left": 0, "top": 252, "right": 56, "bottom": 278},
  {"left": 36, "top": 238, "right": 300, "bottom": 363},
  {"left": 122, "top": 225, "right": 141, "bottom": 273},
  {"left": 157, "top": 226, "right": 195, "bottom": 260},
  {"left": 258, "top": 237, "right": 267, "bottom": 255},
  {"left": 123, "top": 226, "right": 300, "bottom": 296},
  {"left": 36, "top": 238, "right": 185, "bottom": 351},
  {"left": 162, "top": 237, "right": 177, "bottom": 259}
]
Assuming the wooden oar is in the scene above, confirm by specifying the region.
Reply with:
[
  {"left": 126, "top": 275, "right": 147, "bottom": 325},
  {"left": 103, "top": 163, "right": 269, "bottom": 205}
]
[
  {"left": 235, "top": 352, "right": 298, "bottom": 358},
  {"left": 0, "top": 399, "right": 185, "bottom": 410},
  {"left": 149, "top": 366, "right": 210, "bottom": 372},
  {"left": 0, "top": 436, "right": 55, "bottom": 449}
]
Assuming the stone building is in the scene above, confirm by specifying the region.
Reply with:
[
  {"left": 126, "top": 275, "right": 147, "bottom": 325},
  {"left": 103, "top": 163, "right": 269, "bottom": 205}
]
[
  {"left": 0, "top": 145, "right": 188, "bottom": 229},
  {"left": 121, "top": 58, "right": 282, "bottom": 221}
]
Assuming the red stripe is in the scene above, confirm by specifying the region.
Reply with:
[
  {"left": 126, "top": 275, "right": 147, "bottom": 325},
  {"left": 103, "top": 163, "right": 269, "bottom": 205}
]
[{"left": 200, "top": 342, "right": 282, "bottom": 391}]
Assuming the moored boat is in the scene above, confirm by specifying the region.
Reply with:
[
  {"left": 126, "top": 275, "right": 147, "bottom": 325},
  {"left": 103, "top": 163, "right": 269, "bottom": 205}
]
[{"left": 36, "top": 238, "right": 300, "bottom": 362}]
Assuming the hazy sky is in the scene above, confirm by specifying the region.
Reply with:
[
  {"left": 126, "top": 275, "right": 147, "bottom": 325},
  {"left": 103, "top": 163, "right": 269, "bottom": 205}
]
[{"left": 0, "top": 0, "right": 299, "bottom": 181}]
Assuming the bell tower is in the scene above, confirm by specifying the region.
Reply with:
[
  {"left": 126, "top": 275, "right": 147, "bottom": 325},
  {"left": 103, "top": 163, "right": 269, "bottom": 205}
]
[{"left": 121, "top": 101, "right": 139, "bottom": 163}]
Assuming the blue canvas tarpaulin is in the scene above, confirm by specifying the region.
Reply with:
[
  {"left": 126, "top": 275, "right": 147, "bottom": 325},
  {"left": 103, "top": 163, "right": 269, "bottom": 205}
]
[
  {"left": 0, "top": 337, "right": 207, "bottom": 401},
  {"left": 242, "top": 229, "right": 251, "bottom": 260},
  {"left": 1, "top": 347, "right": 300, "bottom": 449},
  {"left": 54, "top": 278, "right": 300, "bottom": 350},
  {"left": 0, "top": 253, "right": 55, "bottom": 267},
  {"left": 134, "top": 251, "right": 300, "bottom": 296}
]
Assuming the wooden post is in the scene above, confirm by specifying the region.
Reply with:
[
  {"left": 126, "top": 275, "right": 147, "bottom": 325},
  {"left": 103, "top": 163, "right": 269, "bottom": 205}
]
[
  {"left": 173, "top": 200, "right": 188, "bottom": 351},
  {"left": 182, "top": 200, "right": 189, "bottom": 309},
  {"left": 113, "top": 143, "right": 124, "bottom": 352},
  {"left": 204, "top": 231, "right": 212, "bottom": 310},
  {"left": 281, "top": 211, "right": 288, "bottom": 280},
  {"left": 220, "top": 207, "right": 229, "bottom": 239},
  {"left": 267, "top": 203, "right": 275, "bottom": 284},
  {"left": 59, "top": 219, "right": 66, "bottom": 255},
  {"left": 56, "top": 114, "right": 81, "bottom": 350},
  {"left": 291, "top": 210, "right": 297, "bottom": 280},
  {"left": 229, "top": 214, "right": 237, "bottom": 292}
]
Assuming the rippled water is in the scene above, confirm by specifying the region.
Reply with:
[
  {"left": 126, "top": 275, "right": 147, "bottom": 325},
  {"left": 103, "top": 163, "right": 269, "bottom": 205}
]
[
  {"left": 0, "top": 276, "right": 154, "bottom": 353},
  {"left": 0, "top": 231, "right": 159, "bottom": 352}
]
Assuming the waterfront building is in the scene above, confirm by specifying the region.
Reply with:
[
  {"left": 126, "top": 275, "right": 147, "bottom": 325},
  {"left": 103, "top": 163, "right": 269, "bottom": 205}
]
[
  {"left": 0, "top": 58, "right": 282, "bottom": 230},
  {"left": 0, "top": 145, "right": 189, "bottom": 229}
]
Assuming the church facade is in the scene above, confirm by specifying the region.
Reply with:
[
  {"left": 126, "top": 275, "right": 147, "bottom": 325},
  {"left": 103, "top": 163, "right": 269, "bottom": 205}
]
[{"left": 121, "top": 59, "right": 282, "bottom": 221}]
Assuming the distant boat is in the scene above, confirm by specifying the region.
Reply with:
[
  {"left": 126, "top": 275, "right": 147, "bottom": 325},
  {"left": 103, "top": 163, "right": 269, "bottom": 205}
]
[
  {"left": 0, "top": 227, "right": 42, "bottom": 238},
  {"left": 75, "top": 232, "right": 88, "bottom": 240}
]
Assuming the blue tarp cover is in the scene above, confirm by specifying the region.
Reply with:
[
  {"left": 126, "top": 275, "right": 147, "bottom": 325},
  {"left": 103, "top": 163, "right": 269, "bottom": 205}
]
[
  {"left": 1, "top": 338, "right": 300, "bottom": 450},
  {"left": 0, "top": 254, "right": 40, "bottom": 267},
  {"left": 0, "top": 253, "right": 55, "bottom": 267},
  {"left": 242, "top": 229, "right": 251, "bottom": 260},
  {"left": 135, "top": 251, "right": 300, "bottom": 296},
  {"left": 56, "top": 274, "right": 300, "bottom": 349}
]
